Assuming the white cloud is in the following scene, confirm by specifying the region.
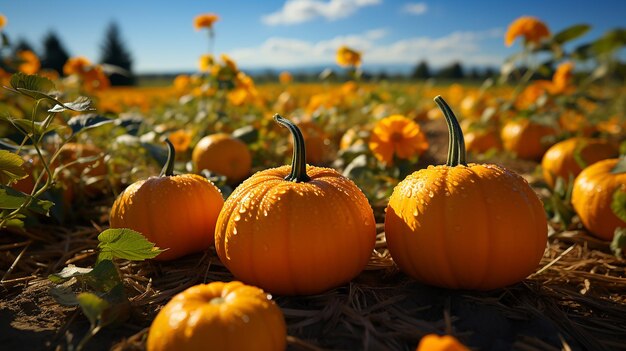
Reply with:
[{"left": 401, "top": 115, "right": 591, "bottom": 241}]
[
  {"left": 262, "top": 0, "right": 382, "bottom": 26},
  {"left": 403, "top": 2, "right": 428, "bottom": 15},
  {"left": 228, "top": 28, "right": 505, "bottom": 68}
]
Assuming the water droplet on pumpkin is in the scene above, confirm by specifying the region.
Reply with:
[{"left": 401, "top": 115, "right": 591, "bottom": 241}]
[
  {"left": 234, "top": 214, "right": 241, "bottom": 222},
  {"left": 428, "top": 191, "right": 434, "bottom": 198},
  {"left": 233, "top": 227, "right": 238, "bottom": 235},
  {"left": 412, "top": 209, "right": 418, "bottom": 216},
  {"left": 263, "top": 209, "right": 268, "bottom": 216},
  {"left": 241, "top": 315, "right": 250, "bottom": 323}
]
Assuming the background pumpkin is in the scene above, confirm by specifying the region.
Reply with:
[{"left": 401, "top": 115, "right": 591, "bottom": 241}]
[
  {"left": 147, "top": 281, "right": 286, "bottom": 351},
  {"left": 110, "top": 140, "right": 224, "bottom": 261},
  {"left": 541, "top": 137, "right": 617, "bottom": 188},
  {"left": 500, "top": 119, "right": 557, "bottom": 160},
  {"left": 416, "top": 334, "right": 469, "bottom": 351},
  {"left": 571, "top": 158, "right": 626, "bottom": 241},
  {"left": 385, "top": 96, "right": 547, "bottom": 290},
  {"left": 192, "top": 133, "right": 252, "bottom": 184},
  {"left": 214, "top": 115, "right": 376, "bottom": 295}
]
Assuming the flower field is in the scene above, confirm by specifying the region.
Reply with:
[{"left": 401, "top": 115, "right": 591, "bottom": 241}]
[{"left": 1, "top": 10, "right": 626, "bottom": 351}]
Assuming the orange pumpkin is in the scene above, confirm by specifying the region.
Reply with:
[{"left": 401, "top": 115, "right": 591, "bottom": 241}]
[
  {"left": 110, "top": 140, "right": 224, "bottom": 261},
  {"left": 287, "top": 120, "right": 329, "bottom": 165},
  {"left": 147, "top": 281, "right": 286, "bottom": 351},
  {"left": 500, "top": 119, "right": 557, "bottom": 160},
  {"left": 192, "top": 133, "right": 252, "bottom": 184},
  {"left": 385, "top": 96, "right": 547, "bottom": 290},
  {"left": 416, "top": 334, "right": 470, "bottom": 351},
  {"left": 541, "top": 137, "right": 617, "bottom": 188},
  {"left": 464, "top": 128, "right": 502, "bottom": 154},
  {"left": 571, "top": 158, "right": 626, "bottom": 240},
  {"left": 215, "top": 115, "right": 376, "bottom": 295}
]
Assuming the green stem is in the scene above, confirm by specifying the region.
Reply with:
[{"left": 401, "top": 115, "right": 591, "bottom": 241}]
[
  {"left": 160, "top": 139, "right": 175, "bottom": 177},
  {"left": 274, "top": 114, "right": 310, "bottom": 182},
  {"left": 434, "top": 95, "right": 467, "bottom": 167}
]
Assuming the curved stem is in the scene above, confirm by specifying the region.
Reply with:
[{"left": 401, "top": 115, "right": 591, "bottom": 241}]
[
  {"left": 160, "top": 139, "right": 175, "bottom": 177},
  {"left": 274, "top": 114, "right": 310, "bottom": 182},
  {"left": 434, "top": 95, "right": 467, "bottom": 167}
]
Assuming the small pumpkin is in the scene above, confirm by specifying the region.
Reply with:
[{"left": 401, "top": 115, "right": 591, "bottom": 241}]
[
  {"left": 385, "top": 96, "right": 547, "bottom": 290},
  {"left": 110, "top": 140, "right": 224, "bottom": 261},
  {"left": 192, "top": 133, "right": 252, "bottom": 184},
  {"left": 571, "top": 158, "right": 626, "bottom": 241},
  {"left": 214, "top": 115, "right": 376, "bottom": 295},
  {"left": 462, "top": 121, "right": 502, "bottom": 154},
  {"left": 500, "top": 118, "right": 557, "bottom": 160},
  {"left": 541, "top": 137, "right": 618, "bottom": 188},
  {"left": 147, "top": 281, "right": 286, "bottom": 351},
  {"left": 416, "top": 334, "right": 470, "bottom": 351}
]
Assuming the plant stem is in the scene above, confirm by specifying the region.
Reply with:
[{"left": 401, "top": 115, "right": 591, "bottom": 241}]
[
  {"left": 434, "top": 95, "right": 467, "bottom": 167},
  {"left": 160, "top": 139, "right": 175, "bottom": 177},
  {"left": 274, "top": 114, "right": 311, "bottom": 182}
]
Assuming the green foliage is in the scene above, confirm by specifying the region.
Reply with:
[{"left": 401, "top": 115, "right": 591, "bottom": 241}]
[
  {"left": 610, "top": 228, "right": 626, "bottom": 258},
  {"left": 611, "top": 157, "right": 626, "bottom": 174},
  {"left": 553, "top": 24, "right": 591, "bottom": 44},
  {"left": 611, "top": 187, "right": 626, "bottom": 222},
  {"left": 0, "top": 150, "right": 28, "bottom": 185},
  {"left": 97, "top": 228, "right": 164, "bottom": 263}
]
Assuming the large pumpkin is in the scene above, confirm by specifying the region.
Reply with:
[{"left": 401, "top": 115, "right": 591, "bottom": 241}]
[
  {"left": 110, "top": 140, "right": 224, "bottom": 261},
  {"left": 147, "top": 281, "right": 286, "bottom": 351},
  {"left": 385, "top": 96, "right": 547, "bottom": 290},
  {"left": 500, "top": 118, "right": 557, "bottom": 160},
  {"left": 571, "top": 158, "right": 626, "bottom": 240},
  {"left": 192, "top": 133, "right": 252, "bottom": 184},
  {"left": 215, "top": 115, "right": 376, "bottom": 295},
  {"left": 541, "top": 137, "right": 617, "bottom": 188}
]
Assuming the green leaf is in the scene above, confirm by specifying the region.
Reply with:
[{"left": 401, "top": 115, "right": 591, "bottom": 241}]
[
  {"left": 611, "top": 157, "right": 626, "bottom": 174},
  {"left": 232, "top": 125, "right": 258, "bottom": 144},
  {"left": 97, "top": 228, "right": 164, "bottom": 262},
  {"left": 0, "top": 150, "right": 28, "bottom": 185},
  {"left": 48, "top": 265, "right": 93, "bottom": 284},
  {"left": 553, "top": 24, "right": 591, "bottom": 44},
  {"left": 77, "top": 292, "right": 109, "bottom": 326},
  {"left": 572, "top": 140, "right": 588, "bottom": 170},
  {"left": 610, "top": 228, "right": 626, "bottom": 258},
  {"left": 10, "top": 72, "right": 55, "bottom": 93},
  {"left": 85, "top": 260, "right": 123, "bottom": 293},
  {"left": 611, "top": 187, "right": 626, "bottom": 222},
  {"left": 5, "top": 116, "right": 67, "bottom": 137},
  {"left": 48, "top": 96, "right": 94, "bottom": 113},
  {"left": 66, "top": 114, "right": 113, "bottom": 135},
  {"left": 0, "top": 185, "right": 54, "bottom": 215},
  {"left": 49, "top": 280, "right": 80, "bottom": 306},
  {"left": 591, "top": 29, "right": 626, "bottom": 55}
]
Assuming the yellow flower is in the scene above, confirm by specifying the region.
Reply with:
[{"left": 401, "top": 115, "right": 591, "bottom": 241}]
[
  {"left": 82, "top": 65, "right": 110, "bottom": 92},
  {"left": 550, "top": 61, "right": 574, "bottom": 94},
  {"left": 17, "top": 51, "right": 40, "bottom": 74},
  {"left": 198, "top": 54, "right": 214, "bottom": 72},
  {"left": 220, "top": 54, "right": 238, "bottom": 72},
  {"left": 0, "top": 14, "right": 7, "bottom": 29},
  {"left": 173, "top": 74, "right": 191, "bottom": 92},
  {"left": 63, "top": 56, "right": 91, "bottom": 76},
  {"left": 194, "top": 13, "right": 219, "bottom": 30},
  {"left": 515, "top": 80, "right": 552, "bottom": 109},
  {"left": 278, "top": 71, "right": 292, "bottom": 84},
  {"left": 168, "top": 129, "right": 193, "bottom": 153},
  {"left": 336, "top": 45, "right": 362, "bottom": 67},
  {"left": 505, "top": 16, "right": 550, "bottom": 47},
  {"left": 369, "top": 115, "right": 429, "bottom": 165}
]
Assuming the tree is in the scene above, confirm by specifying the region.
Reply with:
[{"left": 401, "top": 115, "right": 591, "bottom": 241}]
[
  {"left": 437, "top": 61, "right": 464, "bottom": 80},
  {"left": 12, "top": 38, "right": 35, "bottom": 55},
  {"left": 412, "top": 60, "right": 431, "bottom": 79},
  {"left": 99, "top": 22, "right": 134, "bottom": 86},
  {"left": 41, "top": 31, "right": 70, "bottom": 74}
]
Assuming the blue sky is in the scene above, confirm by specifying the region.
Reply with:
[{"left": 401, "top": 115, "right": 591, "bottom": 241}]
[{"left": 3, "top": 0, "right": 626, "bottom": 73}]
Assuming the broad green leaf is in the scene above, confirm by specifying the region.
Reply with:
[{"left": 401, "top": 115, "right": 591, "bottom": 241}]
[
  {"left": 572, "top": 140, "right": 588, "bottom": 170},
  {"left": 97, "top": 228, "right": 164, "bottom": 262},
  {"left": 48, "top": 96, "right": 94, "bottom": 113},
  {"left": 10, "top": 72, "right": 55, "bottom": 93},
  {"left": 342, "top": 154, "right": 369, "bottom": 179},
  {"left": 77, "top": 292, "right": 109, "bottom": 326},
  {"left": 0, "top": 185, "right": 54, "bottom": 215},
  {"left": 611, "top": 157, "right": 626, "bottom": 174},
  {"left": 48, "top": 265, "right": 93, "bottom": 284},
  {"left": 6, "top": 116, "right": 67, "bottom": 137},
  {"left": 85, "top": 260, "right": 123, "bottom": 293},
  {"left": 0, "top": 150, "right": 28, "bottom": 185},
  {"left": 591, "top": 29, "right": 626, "bottom": 55},
  {"left": 49, "top": 280, "right": 80, "bottom": 306},
  {"left": 553, "top": 24, "right": 591, "bottom": 44},
  {"left": 0, "top": 138, "right": 21, "bottom": 151},
  {"left": 610, "top": 228, "right": 626, "bottom": 258},
  {"left": 611, "top": 187, "right": 626, "bottom": 222},
  {"left": 66, "top": 114, "right": 113, "bottom": 134},
  {"left": 232, "top": 125, "right": 258, "bottom": 144},
  {"left": 141, "top": 142, "right": 168, "bottom": 168}
]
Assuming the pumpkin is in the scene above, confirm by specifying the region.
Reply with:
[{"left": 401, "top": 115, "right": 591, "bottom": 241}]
[
  {"left": 462, "top": 123, "right": 502, "bottom": 154},
  {"left": 385, "top": 96, "right": 547, "bottom": 290},
  {"left": 500, "top": 119, "right": 557, "bottom": 160},
  {"left": 214, "top": 115, "right": 376, "bottom": 295},
  {"left": 541, "top": 137, "right": 617, "bottom": 189},
  {"left": 192, "top": 133, "right": 252, "bottom": 184},
  {"left": 416, "top": 334, "right": 470, "bottom": 351},
  {"left": 571, "top": 158, "right": 626, "bottom": 241},
  {"left": 110, "top": 140, "right": 224, "bottom": 261},
  {"left": 287, "top": 120, "right": 329, "bottom": 165},
  {"left": 147, "top": 281, "right": 286, "bottom": 351}
]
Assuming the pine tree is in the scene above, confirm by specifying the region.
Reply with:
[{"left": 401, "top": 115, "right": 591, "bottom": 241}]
[
  {"left": 99, "top": 22, "right": 134, "bottom": 86},
  {"left": 437, "top": 62, "right": 464, "bottom": 80},
  {"left": 411, "top": 60, "right": 431, "bottom": 79},
  {"left": 12, "top": 38, "right": 35, "bottom": 55},
  {"left": 41, "top": 31, "right": 70, "bottom": 74}
]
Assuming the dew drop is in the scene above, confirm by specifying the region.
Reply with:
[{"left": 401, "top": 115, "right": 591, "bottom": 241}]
[
  {"left": 412, "top": 209, "right": 418, "bottom": 216},
  {"left": 233, "top": 227, "right": 238, "bottom": 235},
  {"left": 428, "top": 191, "right": 434, "bottom": 198},
  {"left": 234, "top": 214, "right": 241, "bottom": 222}
]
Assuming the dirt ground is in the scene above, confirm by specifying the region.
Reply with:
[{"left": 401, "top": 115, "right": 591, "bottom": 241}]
[{"left": 1, "top": 118, "right": 625, "bottom": 351}]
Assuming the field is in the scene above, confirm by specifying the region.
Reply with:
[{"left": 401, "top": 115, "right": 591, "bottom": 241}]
[{"left": 1, "top": 12, "right": 626, "bottom": 351}]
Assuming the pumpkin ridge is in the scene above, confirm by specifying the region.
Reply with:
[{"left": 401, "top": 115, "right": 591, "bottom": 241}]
[
  {"left": 469, "top": 165, "right": 495, "bottom": 289},
  {"left": 441, "top": 167, "right": 463, "bottom": 288}
]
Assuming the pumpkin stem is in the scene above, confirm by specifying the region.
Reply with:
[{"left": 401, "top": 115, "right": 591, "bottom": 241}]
[
  {"left": 611, "top": 156, "right": 626, "bottom": 174},
  {"left": 274, "top": 114, "right": 311, "bottom": 182},
  {"left": 160, "top": 139, "right": 176, "bottom": 177},
  {"left": 434, "top": 95, "right": 467, "bottom": 167}
]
